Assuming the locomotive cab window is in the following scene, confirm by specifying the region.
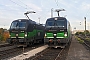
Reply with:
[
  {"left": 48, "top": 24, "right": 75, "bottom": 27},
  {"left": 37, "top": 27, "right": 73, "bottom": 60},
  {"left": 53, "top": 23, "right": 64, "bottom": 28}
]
[
  {"left": 19, "top": 22, "right": 26, "bottom": 28},
  {"left": 10, "top": 22, "right": 18, "bottom": 29},
  {"left": 10, "top": 21, "right": 26, "bottom": 29},
  {"left": 55, "top": 20, "right": 65, "bottom": 27},
  {"left": 46, "top": 21, "right": 54, "bottom": 26},
  {"left": 45, "top": 19, "right": 65, "bottom": 27}
]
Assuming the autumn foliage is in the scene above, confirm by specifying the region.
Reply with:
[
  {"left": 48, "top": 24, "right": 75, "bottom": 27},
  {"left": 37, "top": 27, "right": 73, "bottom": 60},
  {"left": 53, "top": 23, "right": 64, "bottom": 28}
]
[
  {"left": 0, "top": 28, "right": 9, "bottom": 42},
  {"left": 3, "top": 31, "right": 10, "bottom": 41}
]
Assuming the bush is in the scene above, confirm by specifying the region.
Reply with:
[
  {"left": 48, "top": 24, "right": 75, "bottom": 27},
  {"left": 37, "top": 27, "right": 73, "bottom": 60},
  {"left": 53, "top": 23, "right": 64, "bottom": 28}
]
[
  {"left": 85, "top": 38, "right": 90, "bottom": 41},
  {"left": 76, "top": 37, "right": 84, "bottom": 44},
  {"left": 0, "top": 34, "right": 4, "bottom": 41},
  {"left": 75, "top": 32, "right": 84, "bottom": 36},
  {"left": 84, "top": 30, "right": 89, "bottom": 34},
  {"left": 0, "top": 28, "right": 9, "bottom": 42},
  {"left": 75, "top": 32, "right": 80, "bottom": 35},
  {"left": 79, "top": 40, "right": 84, "bottom": 44}
]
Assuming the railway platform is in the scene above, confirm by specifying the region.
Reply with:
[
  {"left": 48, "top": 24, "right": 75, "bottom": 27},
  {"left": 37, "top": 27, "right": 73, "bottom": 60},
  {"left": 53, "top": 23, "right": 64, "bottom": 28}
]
[
  {"left": 8, "top": 45, "right": 48, "bottom": 60},
  {"left": 66, "top": 35, "right": 90, "bottom": 60}
]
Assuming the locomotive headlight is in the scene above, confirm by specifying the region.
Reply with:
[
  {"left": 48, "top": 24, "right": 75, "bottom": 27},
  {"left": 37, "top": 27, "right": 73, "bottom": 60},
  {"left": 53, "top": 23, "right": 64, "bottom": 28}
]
[
  {"left": 25, "top": 33, "right": 27, "bottom": 37},
  {"left": 44, "top": 34, "right": 46, "bottom": 38},
  {"left": 64, "top": 32, "right": 67, "bottom": 37},
  {"left": 45, "top": 34, "right": 46, "bottom": 37},
  {"left": 16, "top": 34, "right": 18, "bottom": 36},
  {"left": 54, "top": 34, "right": 56, "bottom": 36},
  {"left": 64, "top": 33, "right": 67, "bottom": 37}
]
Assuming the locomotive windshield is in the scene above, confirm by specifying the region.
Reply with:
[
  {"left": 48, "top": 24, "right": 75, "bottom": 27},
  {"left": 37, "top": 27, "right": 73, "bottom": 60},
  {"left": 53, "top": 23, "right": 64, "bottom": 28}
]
[
  {"left": 46, "top": 20, "right": 54, "bottom": 26},
  {"left": 46, "top": 19, "right": 65, "bottom": 27},
  {"left": 55, "top": 20, "right": 65, "bottom": 27},
  {"left": 10, "top": 21, "right": 26, "bottom": 29}
]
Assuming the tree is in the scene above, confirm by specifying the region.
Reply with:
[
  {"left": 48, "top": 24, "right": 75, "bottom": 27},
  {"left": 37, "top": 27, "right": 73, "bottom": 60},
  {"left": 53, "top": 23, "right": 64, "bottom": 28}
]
[
  {"left": 0, "top": 28, "right": 9, "bottom": 42},
  {"left": 3, "top": 31, "right": 9, "bottom": 41},
  {"left": 75, "top": 32, "right": 80, "bottom": 35},
  {"left": 0, "top": 28, "right": 4, "bottom": 41},
  {"left": 84, "top": 30, "right": 89, "bottom": 34}
]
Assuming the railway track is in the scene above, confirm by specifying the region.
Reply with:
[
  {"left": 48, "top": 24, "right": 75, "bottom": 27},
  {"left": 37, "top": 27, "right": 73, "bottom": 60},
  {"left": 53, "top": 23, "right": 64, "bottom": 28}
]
[
  {"left": 76, "top": 35, "right": 90, "bottom": 50},
  {"left": 26, "top": 44, "right": 70, "bottom": 60},
  {"left": 0, "top": 43, "right": 44, "bottom": 59},
  {"left": 0, "top": 42, "right": 70, "bottom": 60},
  {"left": 0, "top": 43, "right": 11, "bottom": 48},
  {"left": 27, "top": 48, "right": 63, "bottom": 60},
  {"left": 0, "top": 45, "right": 17, "bottom": 51},
  {"left": 84, "top": 41, "right": 90, "bottom": 48},
  {"left": 0, "top": 45, "right": 19, "bottom": 59}
]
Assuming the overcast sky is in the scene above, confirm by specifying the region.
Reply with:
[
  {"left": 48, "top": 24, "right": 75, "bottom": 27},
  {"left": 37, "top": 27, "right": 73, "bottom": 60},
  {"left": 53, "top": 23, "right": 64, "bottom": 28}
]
[{"left": 0, "top": 0, "right": 90, "bottom": 30}]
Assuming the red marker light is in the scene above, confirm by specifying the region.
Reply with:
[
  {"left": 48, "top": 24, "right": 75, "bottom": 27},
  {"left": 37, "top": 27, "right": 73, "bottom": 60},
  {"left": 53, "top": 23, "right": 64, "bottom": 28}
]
[
  {"left": 57, "top": 39, "right": 60, "bottom": 42},
  {"left": 49, "top": 39, "right": 53, "bottom": 42}
]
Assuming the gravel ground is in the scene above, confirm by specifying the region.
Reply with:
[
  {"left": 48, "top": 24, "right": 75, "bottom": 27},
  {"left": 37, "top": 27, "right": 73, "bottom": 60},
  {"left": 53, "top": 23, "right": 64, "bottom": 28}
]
[{"left": 0, "top": 43, "right": 44, "bottom": 59}]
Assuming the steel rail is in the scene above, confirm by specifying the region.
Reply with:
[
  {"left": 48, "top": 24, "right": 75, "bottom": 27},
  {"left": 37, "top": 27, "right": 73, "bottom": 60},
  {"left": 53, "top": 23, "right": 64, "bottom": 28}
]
[
  {"left": 55, "top": 48, "right": 64, "bottom": 60},
  {"left": 84, "top": 41, "right": 90, "bottom": 48}
]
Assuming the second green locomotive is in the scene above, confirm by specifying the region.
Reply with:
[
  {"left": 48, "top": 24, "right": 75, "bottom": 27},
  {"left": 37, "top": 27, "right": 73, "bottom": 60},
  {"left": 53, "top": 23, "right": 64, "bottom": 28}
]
[{"left": 44, "top": 17, "right": 72, "bottom": 48}]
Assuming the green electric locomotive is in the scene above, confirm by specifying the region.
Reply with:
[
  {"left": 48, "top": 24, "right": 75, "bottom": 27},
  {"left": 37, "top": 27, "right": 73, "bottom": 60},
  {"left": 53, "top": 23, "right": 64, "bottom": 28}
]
[
  {"left": 7, "top": 19, "right": 45, "bottom": 47},
  {"left": 44, "top": 17, "right": 72, "bottom": 48}
]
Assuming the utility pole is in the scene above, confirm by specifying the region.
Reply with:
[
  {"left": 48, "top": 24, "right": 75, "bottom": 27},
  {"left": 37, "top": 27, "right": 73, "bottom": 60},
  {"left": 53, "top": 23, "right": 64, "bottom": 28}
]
[
  {"left": 80, "top": 22, "right": 81, "bottom": 25},
  {"left": 38, "top": 17, "right": 40, "bottom": 24},
  {"left": 84, "top": 17, "right": 86, "bottom": 36},
  {"left": 88, "top": 23, "right": 89, "bottom": 30},
  {"left": 51, "top": 8, "right": 53, "bottom": 18},
  {"left": 74, "top": 27, "right": 76, "bottom": 34}
]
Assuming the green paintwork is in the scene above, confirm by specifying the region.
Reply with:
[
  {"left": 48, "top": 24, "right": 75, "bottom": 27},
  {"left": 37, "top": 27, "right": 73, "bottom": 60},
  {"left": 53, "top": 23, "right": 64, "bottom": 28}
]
[
  {"left": 46, "top": 32, "right": 68, "bottom": 38},
  {"left": 57, "top": 32, "right": 64, "bottom": 37},
  {"left": 68, "top": 29, "right": 70, "bottom": 37},
  {"left": 28, "top": 29, "right": 43, "bottom": 38},
  {"left": 18, "top": 33, "right": 25, "bottom": 37},
  {"left": 10, "top": 33, "right": 16, "bottom": 37},
  {"left": 46, "top": 33, "right": 54, "bottom": 37},
  {"left": 10, "top": 29, "right": 43, "bottom": 38},
  {"left": 67, "top": 26, "right": 71, "bottom": 38},
  {"left": 28, "top": 29, "right": 37, "bottom": 38}
]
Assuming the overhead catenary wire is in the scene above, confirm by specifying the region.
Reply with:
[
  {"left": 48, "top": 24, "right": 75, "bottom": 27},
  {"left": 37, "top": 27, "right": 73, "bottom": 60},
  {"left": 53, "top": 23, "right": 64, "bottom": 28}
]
[
  {"left": 0, "top": 0, "right": 29, "bottom": 13},
  {"left": 9, "top": 0, "right": 36, "bottom": 19},
  {"left": 9, "top": 0, "right": 27, "bottom": 9},
  {"left": 85, "top": 8, "right": 90, "bottom": 17},
  {"left": 55, "top": 0, "right": 59, "bottom": 7},
  {"left": 18, "top": 0, "right": 32, "bottom": 10}
]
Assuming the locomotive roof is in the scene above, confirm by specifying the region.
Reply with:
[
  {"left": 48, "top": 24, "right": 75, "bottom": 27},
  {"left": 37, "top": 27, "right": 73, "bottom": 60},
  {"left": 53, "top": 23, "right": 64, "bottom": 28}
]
[
  {"left": 47, "top": 17, "right": 67, "bottom": 20},
  {"left": 12, "top": 19, "right": 36, "bottom": 24}
]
